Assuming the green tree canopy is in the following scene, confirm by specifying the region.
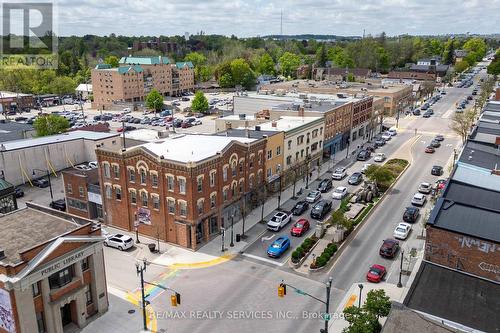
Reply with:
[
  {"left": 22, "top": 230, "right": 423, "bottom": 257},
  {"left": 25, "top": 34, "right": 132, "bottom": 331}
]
[
  {"left": 145, "top": 89, "right": 164, "bottom": 114},
  {"left": 184, "top": 52, "right": 207, "bottom": 68},
  {"left": 316, "top": 44, "right": 327, "bottom": 67},
  {"left": 104, "top": 55, "right": 119, "bottom": 68},
  {"left": 257, "top": 52, "right": 275, "bottom": 75},
  {"left": 230, "top": 58, "right": 256, "bottom": 89},
  {"left": 342, "top": 289, "right": 391, "bottom": 333},
  {"left": 487, "top": 51, "right": 500, "bottom": 75},
  {"left": 49, "top": 76, "right": 77, "bottom": 96},
  {"left": 191, "top": 91, "right": 209, "bottom": 113},
  {"left": 463, "top": 37, "right": 487, "bottom": 62},
  {"left": 365, "top": 165, "right": 394, "bottom": 185},
  {"left": 33, "top": 114, "right": 69, "bottom": 137},
  {"left": 279, "top": 52, "right": 301, "bottom": 77},
  {"left": 454, "top": 60, "right": 469, "bottom": 73}
]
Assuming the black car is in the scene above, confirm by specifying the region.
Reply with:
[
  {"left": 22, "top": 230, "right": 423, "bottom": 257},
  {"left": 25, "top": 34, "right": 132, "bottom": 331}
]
[
  {"left": 124, "top": 126, "right": 136, "bottom": 132},
  {"left": 379, "top": 239, "right": 400, "bottom": 258},
  {"left": 348, "top": 172, "right": 363, "bottom": 185},
  {"left": 357, "top": 150, "right": 371, "bottom": 161},
  {"left": 292, "top": 201, "right": 309, "bottom": 216},
  {"left": 412, "top": 109, "right": 421, "bottom": 116},
  {"left": 421, "top": 103, "right": 429, "bottom": 111},
  {"left": 467, "top": 95, "right": 473, "bottom": 100},
  {"left": 310, "top": 200, "right": 332, "bottom": 220},
  {"left": 434, "top": 135, "right": 444, "bottom": 142},
  {"left": 32, "top": 178, "right": 49, "bottom": 188},
  {"left": 427, "top": 109, "right": 434, "bottom": 115},
  {"left": 422, "top": 112, "right": 431, "bottom": 118},
  {"left": 14, "top": 187, "right": 24, "bottom": 198},
  {"left": 317, "top": 179, "right": 333, "bottom": 193},
  {"left": 374, "top": 138, "right": 386, "bottom": 147},
  {"left": 431, "top": 165, "right": 443, "bottom": 176},
  {"left": 50, "top": 199, "right": 66, "bottom": 211},
  {"left": 430, "top": 140, "right": 441, "bottom": 148},
  {"left": 403, "top": 207, "right": 420, "bottom": 223},
  {"left": 364, "top": 144, "right": 376, "bottom": 153}
]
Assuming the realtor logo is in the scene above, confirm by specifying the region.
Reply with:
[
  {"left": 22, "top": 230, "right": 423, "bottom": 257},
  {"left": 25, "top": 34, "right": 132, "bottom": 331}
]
[{"left": 1, "top": 2, "right": 57, "bottom": 68}]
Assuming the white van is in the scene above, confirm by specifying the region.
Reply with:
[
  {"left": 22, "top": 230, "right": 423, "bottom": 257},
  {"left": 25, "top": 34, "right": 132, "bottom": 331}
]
[{"left": 388, "top": 127, "right": 397, "bottom": 136}]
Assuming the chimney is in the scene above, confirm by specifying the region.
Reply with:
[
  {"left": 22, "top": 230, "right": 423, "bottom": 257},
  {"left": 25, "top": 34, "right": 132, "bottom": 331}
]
[
  {"left": 255, "top": 126, "right": 261, "bottom": 131},
  {"left": 298, "top": 107, "right": 305, "bottom": 117},
  {"left": 225, "top": 122, "right": 232, "bottom": 130},
  {"left": 271, "top": 121, "right": 277, "bottom": 128},
  {"left": 0, "top": 248, "right": 5, "bottom": 260}
]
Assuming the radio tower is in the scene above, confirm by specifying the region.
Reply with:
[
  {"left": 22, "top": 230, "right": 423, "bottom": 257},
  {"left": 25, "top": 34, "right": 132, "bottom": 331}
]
[{"left": 280, "top": 9, "right": 283, "bottom": 39}]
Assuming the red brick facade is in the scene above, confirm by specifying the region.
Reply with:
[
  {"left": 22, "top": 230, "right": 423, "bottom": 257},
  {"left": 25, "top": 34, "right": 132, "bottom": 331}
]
[
  {"left": 351, "top": 97, "right": 373, "bottom": 129},
  {"left": 425, "top": 227, "right": 500, "bottom": 283},
  {"left": 96, "top": 139, "right": 266, "bottom": 250}
]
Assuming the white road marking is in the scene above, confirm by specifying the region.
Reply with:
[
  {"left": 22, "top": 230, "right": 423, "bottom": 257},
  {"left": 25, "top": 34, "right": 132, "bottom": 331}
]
[
  {"left": 261, "top": 234, "right": 275, "bottom": 242},
  {"left": 242, "top": 253, "right": 286, "bottom": 266}
]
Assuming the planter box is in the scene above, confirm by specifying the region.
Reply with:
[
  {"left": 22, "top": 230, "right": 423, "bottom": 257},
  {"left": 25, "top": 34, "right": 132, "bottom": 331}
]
[{"left": 289, "top": 240, "right": 320, "bottom": 269}]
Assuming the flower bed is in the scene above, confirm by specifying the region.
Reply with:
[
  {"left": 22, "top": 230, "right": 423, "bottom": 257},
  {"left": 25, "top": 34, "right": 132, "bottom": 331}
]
[
  {"left": 291, "top": 236, "right": 318, "bottom": 264},
  {"left": 310, "top": 243, "right": 338, "bottom": 269}
]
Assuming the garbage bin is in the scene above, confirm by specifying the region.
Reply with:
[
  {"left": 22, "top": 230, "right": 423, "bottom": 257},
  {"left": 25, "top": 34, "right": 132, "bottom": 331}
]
[
  {"left": 148, "top": 243, "right": 156, "bottom": 252},
  {"left": 236, "top": 234, "right": 241, "bottom": 242}
]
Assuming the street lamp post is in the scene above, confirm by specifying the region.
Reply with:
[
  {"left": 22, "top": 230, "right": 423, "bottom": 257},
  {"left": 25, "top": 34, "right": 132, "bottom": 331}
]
[
  {"left": 358, "top": 284, "right": 364, "bottom": 308},
  {"left": 397, "top": 250, "right": 405, "bottom": 288},
  {"left": 220, "top": 227, "right": 226, "bottom": 252},
  {"left": 229, "top": 212, "right": 235, "bottom": 247},
  {"left": 277, "top": 164, "right": 282, "bottom": 209},
  {"left": 136, "top": 260, "right": 149, "bottom": 331},
  {"left": 305, "top": 155, "right": 311, "bottom": 189},
  {"left": 32, "top": 169, "right": 54, "bottom": 202}
]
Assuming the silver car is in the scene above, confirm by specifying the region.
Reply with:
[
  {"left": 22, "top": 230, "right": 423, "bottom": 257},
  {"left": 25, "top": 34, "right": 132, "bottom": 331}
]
[{"left": 411, "top": 193, "right": 427, "bottom": 206}]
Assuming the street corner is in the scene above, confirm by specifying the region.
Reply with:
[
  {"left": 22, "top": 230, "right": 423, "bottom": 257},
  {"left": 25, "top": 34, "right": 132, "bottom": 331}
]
[
  {"left": 167, "top": 253, "right": 235, "bottom": 269},
  {"left": 152, "top": 250, "right": 236, "bottom": 270}
]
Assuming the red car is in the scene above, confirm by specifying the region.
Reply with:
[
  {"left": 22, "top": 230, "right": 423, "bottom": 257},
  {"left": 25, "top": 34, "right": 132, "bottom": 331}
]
[
  {"left": 425, "top": 146, "right": 435, "bottom": 153},
  {"left": 117, "top": 127, "right": 124, "bottom": 132},
  {"left": 366, "top": 264, "right": 387, "bottom": 283},
  {"left": 181, "top": 121, "right": 192, "bottom": 128},
  {"left": 290, "top": 219, "right": 310, "bottom": 237}
]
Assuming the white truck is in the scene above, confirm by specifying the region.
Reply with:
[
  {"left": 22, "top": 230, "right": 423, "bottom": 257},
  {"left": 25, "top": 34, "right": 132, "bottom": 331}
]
[{"left": 267, "top": 211, "right": 292, "bottom": 231}]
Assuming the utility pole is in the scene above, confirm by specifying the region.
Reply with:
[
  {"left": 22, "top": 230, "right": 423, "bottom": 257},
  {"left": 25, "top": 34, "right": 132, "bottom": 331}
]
[
  {"left": 280, "top": 9, "right": 283, "bottom": 39},
  {"left": 397, "top": 250, "right": 405, "bottom": 288},
  {"left": 136, "top": 259, "right": 149, "bottom": 331}
]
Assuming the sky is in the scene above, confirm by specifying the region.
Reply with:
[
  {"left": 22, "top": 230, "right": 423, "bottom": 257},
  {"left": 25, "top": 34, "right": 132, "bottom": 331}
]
[{"left": 53, "top": 0, "right": 500, "bottom": 37}]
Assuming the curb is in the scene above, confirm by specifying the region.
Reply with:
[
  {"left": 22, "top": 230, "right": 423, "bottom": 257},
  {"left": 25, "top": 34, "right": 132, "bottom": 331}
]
[
  {"left": 321, "top": 159, "right": 412, "bottom": 273},
  {"left": 168, "top": 254, "right": 235, "bottom": 269},
  {"left": 289, "top": 238, "right": 321, "bottom": 269}
]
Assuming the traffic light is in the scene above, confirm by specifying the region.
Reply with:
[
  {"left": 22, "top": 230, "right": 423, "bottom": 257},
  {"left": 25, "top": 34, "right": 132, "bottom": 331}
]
[
  {"left": 278, "top": 283, "right": 286, "bottom": 297},
  {"left": 171, "top": 293, "right": 181, "bottom": 306}
]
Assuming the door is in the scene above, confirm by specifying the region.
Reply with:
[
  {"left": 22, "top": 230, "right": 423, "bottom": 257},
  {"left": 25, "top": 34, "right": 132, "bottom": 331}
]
[{"left": 60, "top": 303, "right": 72, "bottom": 327}]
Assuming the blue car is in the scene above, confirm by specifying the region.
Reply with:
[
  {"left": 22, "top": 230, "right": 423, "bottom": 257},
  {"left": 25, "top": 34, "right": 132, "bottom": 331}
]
[{"left": 267, "top": 236, "right": 291, "bottom": 258}]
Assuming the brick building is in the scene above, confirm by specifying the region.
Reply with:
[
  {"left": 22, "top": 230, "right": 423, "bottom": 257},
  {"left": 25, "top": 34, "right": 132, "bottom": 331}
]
[
  {"left": 0, "top": 203, "right": 108, "bottom": 333},
  {"left": 96, "top": 134, "right": 266, "bottom": 250},
  {"left": 132, "top": 38, "right": 178, "bottom": 54},
  {"left": 62, "top": 168, "right": 103, "bottom": 221}
]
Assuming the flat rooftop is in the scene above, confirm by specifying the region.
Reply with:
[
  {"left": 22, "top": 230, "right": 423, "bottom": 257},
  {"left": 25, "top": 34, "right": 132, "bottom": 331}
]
[
  {"left": 214, "top": 128, "right": 280, "bottom": 139},
  {"left": 1, "top": 130, "right": 119, "bottom": 151},
  {"left": 257, "top": 116, "right": 323, "bottom": 132},
  {"left": 136, "top": 134, "right": 256, "bottom": 163},
  {"left": 0, "top": 208, "right": 79, "bottom": 265},
  {"left": 458, "top": 140, "right": 500, "bottom": 170},
  {"left": 262, "top": 79, "right": 409, "bottom": 94}
]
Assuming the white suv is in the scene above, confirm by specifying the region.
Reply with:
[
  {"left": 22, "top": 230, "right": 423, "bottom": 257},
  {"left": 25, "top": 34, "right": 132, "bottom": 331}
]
[
  {"left": 104, "top": 234, "right": 134, "bottom": 251},
  {"left": 332, "top": 167, "right": 347, "bottom": 180}
]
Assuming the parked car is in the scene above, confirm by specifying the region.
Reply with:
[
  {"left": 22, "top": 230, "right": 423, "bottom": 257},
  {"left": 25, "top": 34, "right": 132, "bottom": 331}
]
[
  {"left": 290, "top": 219, "right": 310, "bottom": 237},
  {"left": 14, "top": 187, "right": 24, "bottom": 198},
  {"left": 425, "top": 146, "right": 435, "bottom": 153},
  {"left": 88, "top": 161, "right": 98, "bottom": 169},
  {"left": 393, "top": 223, "right": 412, "bottom": 240},
  {"left": 267, "top": 236, "right": 291, "bottom": 258},
  {"left": 49, "top": 199, "right": 66, "bottom": 211},
  {"left": 422, "top": 111, "right": 432, "bottom": 118},
  {"left": 374, "top": 153, "right": 386, "bottom": 162},
  {"left": 317, "top": 179, "right": 333, "bottom": 193},
  {"left": 388, "top": 128, "right": 397, "bottom": 136},
  {"left": 366, "top": 264, "right": 387, "bottom": 283},
  {"left": 412, "top": 109, "right": 421, "bottom": 116},
  {"left": 430, "top": 140, "right": 441, "bottom": 148},
  {"left": 381, "top": 132, "right": 392, "bottom": 141},
  {"left": 332, "top": 167, "right": 347, "bottom": 180},
  {"left": 431, "top": 165, "right": 443, "bottom": 176},
  {"left": 292, "top": 201, "right": 309, "bottom": 215},
  {"left": 418, "top": 182, "right": 432, "bottom": 194},
  {"left": 310, "top": 200, "right": 332, "bottom": 220},
  {"left": 357, "top": 150, "right": 371, "bottom": 161},
  {"left": 305, "top": 190, "right": 322, "bottom": 203},
  {"left": 75, "top": 164, "right": 92, "bottom": 171},
  {"left": 434, "top": 179, "right": 446, "bottom": 190},
  {"left": 104, "top": 234, "right": 134, "bottom": 251},
  {"left": 348, "top": 172, "right": 363, "bottom": 185},
  {"left": 181, "top": 121, "right": 193, "bottom": 128},
  {"left": 374, "top": 138, "right": 386, "bottom": 147},
  {"left": 411, "top": 193, "right": 427, "bottom": 206},
  {"left": 361, "top": 163, "right": 372, "bottom": 174},
  {"left": 32, "top": 178, "right": 49, "bottom": 188},
  {"left": 332, "top": 186, "right": 348, "bottom": 200},
  {"left": 267, "top": 211, "right": 292, "bottom": 231},
  {"left": 434, "top": 134, "right": 444, "bottom": 142},
  {"left": 403, "top": 206, "right": 420, "bottom": 223},
  {"left": 379, "top": 239, "right": 400, "bottom": 258}
]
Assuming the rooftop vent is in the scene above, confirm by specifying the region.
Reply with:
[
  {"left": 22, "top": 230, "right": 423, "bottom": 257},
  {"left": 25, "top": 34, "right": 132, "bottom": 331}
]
[{"left": 0, "top": 249, "right": 5, "bottom": 260}]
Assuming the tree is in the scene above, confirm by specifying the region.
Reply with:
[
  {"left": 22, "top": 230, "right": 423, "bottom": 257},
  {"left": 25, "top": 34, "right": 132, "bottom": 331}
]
[
  {"left": 33, "top": 114, "right": 69, "bottom": 137},
  {"left": 49, "top": 76, "right": 76, "bottom": 96},
  {"left": 343, "top": 289, "right": 391, "bottom": 333},
  {"left": 463, "top": 37, "right": 487, "bottom": 62},
  {"left": 316, "top": 44, "right": 327, "bottom": 67},
  {"left": 279, "top": 52, "right": 301, "bottom": 77},
  {"left": 104, "top": 55, "right": 119, "bottom": 68},
  {"left": 450, "top": 110, "right": 475, "bottom": 143},
  {"left": 145, "top": 89, "right": 164, "bottom": 115},
  {"left": 230, "top": 58, "right": 256, "bottom": 89},
  {"left": 184, "top": 52, "right": 207, "bottom": 68},
  {"left": 364, "top": 290, "right": 391, "bottom": 320},
  {"left": 257, "top": 52, "right": 275, "bottom": 75},
  {"left": 454, "top": 60, "right": 469, "bottom": 73},
  {"left": 365, "top": 165, "right": 394, "bottom": 185},
  {"left": 487, "top": 51, "right": 500, "bottom": 76},
  {"left": 191, "top": 91, "right": 209, "bottom": 113}
]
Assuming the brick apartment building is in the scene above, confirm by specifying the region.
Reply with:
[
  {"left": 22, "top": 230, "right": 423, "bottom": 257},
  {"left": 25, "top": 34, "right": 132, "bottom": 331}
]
[
  {"left": 96, "top": 134, "right": 266, "bottom": 250},
  {"left": 132, "top": 37, "right": 178, "bottom": 54},
  {"left": 0, "top": 204, "right": 108, "bottom": 333},
  {"left": 62, "top": 168, "right": 103, "bottom": 221},
  {"left": 91, "top": 56, "right": 195, "bottom": 110}
]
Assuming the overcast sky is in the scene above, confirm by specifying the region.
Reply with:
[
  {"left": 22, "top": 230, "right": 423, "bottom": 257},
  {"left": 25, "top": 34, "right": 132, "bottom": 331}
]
[{"left": 56, "top": 0, "right": 499, "bottom": 37}]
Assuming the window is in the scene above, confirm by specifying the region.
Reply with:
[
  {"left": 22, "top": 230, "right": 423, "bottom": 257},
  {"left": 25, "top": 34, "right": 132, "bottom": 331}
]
[
  {"left": 276, "top": 146, "right": 281, "bottom": 156},
  {"left": 167, "top": 199, "right": 175, "bottom": 214},
  {"left": 179, "top": 201, "right": 187, "bottom": 217},
  {"left": 231, "top": 183, "right": 237, "bottom": 196},
  {"left": 130, "top": 191, "right": 137, "bottom": 204},
  {"left": 140, "top": 169, "right": 147, "bottom": 184},
  {"left": 197, "top": 177, "right": 203, "bottom": 192},
  {"left": 103, "top": 163, "right": 110, "bottom": 178},
  {"left": 32, "top": 281, "right": 41, "bottom": 297},
  {"left": 67, "top": 198, "right": 87, "bottom": 211},
  {"left": 85, "top": 285, "right": 93, "bottom": 306},
  {"left": 48, "top": 266, "right": 73, "bottom": 289},
  {"left": 152, "top": 195, "right": 160, "bottom": 210},
  {"left": 231, "top": 163, "right": 237, "bottom": 177},
  {"left": 286, "top": 156, "right": 292, "bottom": 165},
  {"left": 239, "top": 181, "right": 243, "bottom": 193},
  {"left": 66, "top": 184, "right": 72, "bottom": 195},
  {"left": 267, "top": 150, "right": 272, "bottom": 160},
  {"left": 210, "top": 171, "right": 216, "bottom": 187},
  {"left": 197, "top": 200, "right": 204, "bottom": 215},
  {"left": 223, "top": 166, "right": 228, "bottom": 181},
  {"left": 258, "top": 152, "right": 263, "bottom": 165},
  {"left": 179, "top": 178, "right": 186, "bottom": 194},
  {"left": 105, "top": 185, "right": 112, "bottom": 199},
  {"left": 239, "top": 161, "right": 243, "bottom": 173},
  {"left": 81, "top": 257, "right": 89, "bottom": 271},
  {"left": 141, "top": 192, "right": 148, "bottom": 207},
  {"left": 151, "top": 173, "right": 158, "bottom": 187},
  {"left": 36, "top": 311, "right": 45, "bottom": 333},
  {"left": 167, "top": 175, "right": 174, "bottom": 191},
  {"left": 288, "top": 140, "right": 292, "bottom": 149},
  {"left": 210, "top": 194, "right": 216, "bottom": 208},
  {"left": 276, "top": 164, "right": 281, "bottom": 174},
  {"left": 249, "top": 175, "right": 254, "bottom": 189},
  {"left": 128, "top": 169, "right": 135, "bottom": 182},
  {"left": 115, "top": 187, "right": 121, "bottom": 200},
  {"left": 267, "top": 168, "right": 272, "bottom": 178},
  {"left": 223, "top": 188, "right": 228, "bottom": 202},
  {"left": 113, "top": 165, "right": 120, "bottom": 179}
]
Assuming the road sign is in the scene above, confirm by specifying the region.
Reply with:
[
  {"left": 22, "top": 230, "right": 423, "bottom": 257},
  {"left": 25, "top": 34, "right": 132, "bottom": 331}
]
[{"left": 323, "top": 313, "right": 331, "bottom": 321}]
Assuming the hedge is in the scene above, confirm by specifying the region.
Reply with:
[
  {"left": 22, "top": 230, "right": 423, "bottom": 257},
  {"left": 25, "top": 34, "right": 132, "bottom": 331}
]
[
  {"left": 291, "top": 236, "right": 318, "bottom": 263},
  {"left": 310, "top": 243, "right": 338, "bottom": 269}
]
